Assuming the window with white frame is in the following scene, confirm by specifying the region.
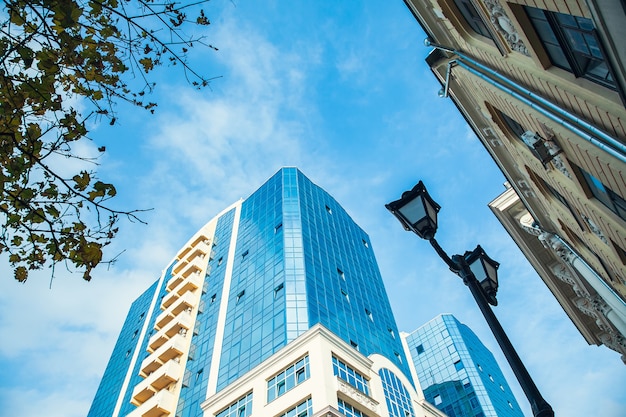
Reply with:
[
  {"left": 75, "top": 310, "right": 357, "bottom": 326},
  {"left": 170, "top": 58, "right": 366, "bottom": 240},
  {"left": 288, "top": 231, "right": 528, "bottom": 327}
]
[
  {"left": 216, "top": 392, "right": 253, "bottom": 417},
  {"left": 267, "top": 356, "right": 310, "bottom": 402},
  {"left": 332, "top": 356, "right": 370, "bottom": 395}
]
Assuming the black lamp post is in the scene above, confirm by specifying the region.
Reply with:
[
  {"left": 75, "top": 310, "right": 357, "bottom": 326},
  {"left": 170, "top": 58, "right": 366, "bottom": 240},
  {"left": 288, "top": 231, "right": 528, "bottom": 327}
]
[{"left": 386, "top": 181, "right": 554, "bottom": 417}]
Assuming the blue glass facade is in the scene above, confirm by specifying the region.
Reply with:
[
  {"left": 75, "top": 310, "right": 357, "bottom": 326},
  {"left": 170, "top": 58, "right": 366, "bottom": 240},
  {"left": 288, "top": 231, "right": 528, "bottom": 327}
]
[
  {"left": 87, "top": 271, "right": 169, "bottom": 417},
  {"left": 215, "top": 168, "right": 411, "bottom": 388},
  {"left": 88, "top": 167, "right": 410, "bottom": 416},
  {"left": 404, "top": 314, "right": 524, "bottom": 417}
]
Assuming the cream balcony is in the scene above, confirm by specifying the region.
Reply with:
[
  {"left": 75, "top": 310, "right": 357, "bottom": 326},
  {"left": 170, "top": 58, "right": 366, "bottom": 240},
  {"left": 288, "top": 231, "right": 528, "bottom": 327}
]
[
  {"left": 148, "top": 311, "right": 193, "bottom": 352},
  {"left": 175, "top": 234, "right": 211, "bottom": 261},
  {"left": 166, "top": 272, "right": 185, "bottom": 293},
  {"left": 180, "top": 259, "right": 204, "bottom": 279},
  {"left": 155, "top": 291, "right": 196, "bottom": 330},
  {"left": 132, "top": 359, "right": 181, "bottom": 405},
  {"left": 161, "top": 272, "right": 203, "bottom": 309},
  {"left": 171, "top": 258, "right": 188, "bottom": 276},
  {"left": 127, "top": 388, "right": 176, "bottom": 417},
  {"left": 141, "top": 334, "right": 187, "bottom": 377},
  {"left": 188, "top": 235, "right": 211, "bottom": 255}
]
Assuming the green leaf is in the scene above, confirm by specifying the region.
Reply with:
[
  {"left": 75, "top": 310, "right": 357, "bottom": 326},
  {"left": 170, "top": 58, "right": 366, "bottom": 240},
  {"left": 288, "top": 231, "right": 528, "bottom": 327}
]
[
  {"left": 14, "top": 266, "right": 28, "bottom": 282},
  {"left": 45, "top": 204, "right": 60, "bottom": 218},
  {"left": 73, "top": 171, "right": 91, "bottom": 191},
  {"left": 139, "top": 57, "right": 154, "bottom": 73}
]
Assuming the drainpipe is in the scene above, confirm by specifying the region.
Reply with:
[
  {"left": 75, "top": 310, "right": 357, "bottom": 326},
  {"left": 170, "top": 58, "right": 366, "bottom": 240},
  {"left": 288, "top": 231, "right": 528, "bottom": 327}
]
[
  {"left": 538, "top": 231, "right": 626, "bottom": 338},
  {"left": 424, "top": 39, "right": 626, "bottom": 161},
  {"left": 454, "top": 59, "right": 626, "bottom": 164}
]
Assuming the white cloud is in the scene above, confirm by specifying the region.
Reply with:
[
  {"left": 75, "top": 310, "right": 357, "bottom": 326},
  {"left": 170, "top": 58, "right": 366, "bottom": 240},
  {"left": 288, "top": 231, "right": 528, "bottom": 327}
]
[{"left": 1, "top": 2, "right": 624, "bottom": 417}]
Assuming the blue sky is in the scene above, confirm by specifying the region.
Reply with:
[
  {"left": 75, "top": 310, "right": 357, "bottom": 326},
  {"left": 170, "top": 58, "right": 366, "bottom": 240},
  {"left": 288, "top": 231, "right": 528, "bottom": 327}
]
[{"left": 0, "top": 1, "right": 624, "bottom": 416}]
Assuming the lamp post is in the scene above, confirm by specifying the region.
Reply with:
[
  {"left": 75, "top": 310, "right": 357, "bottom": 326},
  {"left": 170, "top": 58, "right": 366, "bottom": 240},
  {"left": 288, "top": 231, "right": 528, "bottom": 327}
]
[{"left": 386, "top": 181, "right": 554, "bottom": 417}]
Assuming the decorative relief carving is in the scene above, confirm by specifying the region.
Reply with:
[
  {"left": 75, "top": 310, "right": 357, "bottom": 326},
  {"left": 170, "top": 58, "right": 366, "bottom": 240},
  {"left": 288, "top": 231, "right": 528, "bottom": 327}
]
[
  {"left": 539, "top": 233, "right": 577, "bottom": 264},
  {"left": 598, "top": 333, "right": 626, "bottom": 364},
  {"left": 481, "top": 0, "right": 530, "bottom": 56},
  {"left": 518, "top": 212, "right": 542, "bottom": 236},
  {"left": 336, "top": 379, "right": 378, "bottom": 413},
  {"left": 550, "top": 262, "right": 591, "bottom": 300},
  {"left": 582, "top": 215, "right": 609, "bottom": 244},
  {"left": 537, "top": 233, "right": 626, "bottom": 361},
  {"left": 549, "top": 154, "right": 571, "bottom": 178}
]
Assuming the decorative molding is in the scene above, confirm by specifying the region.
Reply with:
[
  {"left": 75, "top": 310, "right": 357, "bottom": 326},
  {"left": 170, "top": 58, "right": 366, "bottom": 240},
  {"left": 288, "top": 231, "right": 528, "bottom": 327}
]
[
  {"left": 582, "top": 215, "right": 609, "bottom": 244},
  {"left": 549, "top": 154, "right": 572, "bottom": 178},
  {"left": 539, "top": 232, "right": 578, "bottom": 264},
  {"left": 550, "top": 262, "right": 590, "bottom": 299},
  {"left": 482, "top": 0, "right": 530, "bottom": 56},
  {"left": 516, "top": 179, "right": 536, "bottom": 198},
  {"left": 336, "top": 378, "right": 379, "bottom": 414},
  {"left": 518, "top": 212, "right": 542, "bottom": 236}
]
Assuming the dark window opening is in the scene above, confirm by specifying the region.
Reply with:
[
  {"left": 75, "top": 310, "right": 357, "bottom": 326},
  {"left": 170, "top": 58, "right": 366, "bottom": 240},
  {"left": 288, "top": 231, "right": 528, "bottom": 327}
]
[
  {"left": 577, "top": 166, "right": 626, "bottom": 221},
  {"left": 454, "top": 0, "right": 493, "bottom": 39},
  {"left": 525, "top": 6, "right": 616, "bottom": 89}
]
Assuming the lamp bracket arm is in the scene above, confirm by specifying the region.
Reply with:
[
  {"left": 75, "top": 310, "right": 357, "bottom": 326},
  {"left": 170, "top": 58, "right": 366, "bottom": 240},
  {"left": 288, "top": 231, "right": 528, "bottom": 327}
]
[{"left": 429, "top": 238, "right": 460, "bottom": 273}]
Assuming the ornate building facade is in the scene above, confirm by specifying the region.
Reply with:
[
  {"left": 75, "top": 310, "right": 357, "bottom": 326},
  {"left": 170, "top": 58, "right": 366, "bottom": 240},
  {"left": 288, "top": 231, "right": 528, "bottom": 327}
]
[{"left": 402, "top": 0, "right": 626, "bottom": 361}]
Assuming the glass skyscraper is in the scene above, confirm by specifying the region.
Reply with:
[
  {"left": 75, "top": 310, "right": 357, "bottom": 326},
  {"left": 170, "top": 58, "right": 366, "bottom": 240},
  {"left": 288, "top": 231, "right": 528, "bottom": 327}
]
[
  {"left": 88, "top": 168, "right": 441, "bottom": 417},
  {"left": 403, "top": 314, "right": 525, "bottom": 417}
]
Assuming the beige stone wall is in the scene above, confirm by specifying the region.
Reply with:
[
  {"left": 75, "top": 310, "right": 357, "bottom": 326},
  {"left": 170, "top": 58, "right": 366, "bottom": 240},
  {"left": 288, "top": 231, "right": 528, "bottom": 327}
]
[{"left": 405, "top": 0, "right": 626, "bottom": 351}]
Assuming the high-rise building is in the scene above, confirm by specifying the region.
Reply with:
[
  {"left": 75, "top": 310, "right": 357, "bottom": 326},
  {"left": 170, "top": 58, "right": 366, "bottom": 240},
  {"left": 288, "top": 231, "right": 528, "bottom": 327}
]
[
  {"left": 402, "top": 0, "right": 626, "bottom": 361},
  {"left": 403, "top": 314, "right": 524, "bottom": 417},
  {"left": 87, "top": 167, "right": 444, "bottom": 417}
]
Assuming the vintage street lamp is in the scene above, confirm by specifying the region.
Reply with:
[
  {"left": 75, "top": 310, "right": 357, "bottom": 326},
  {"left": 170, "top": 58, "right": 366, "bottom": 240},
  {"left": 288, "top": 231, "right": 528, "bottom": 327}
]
[{"left": 386, "top": 181, "right": 554, "bottom": 417}]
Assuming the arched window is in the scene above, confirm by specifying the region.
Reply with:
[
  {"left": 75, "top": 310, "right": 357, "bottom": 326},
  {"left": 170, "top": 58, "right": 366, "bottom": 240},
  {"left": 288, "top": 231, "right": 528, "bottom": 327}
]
[{"left": 379, "top": 368, "right": 415, "bottom": 417}]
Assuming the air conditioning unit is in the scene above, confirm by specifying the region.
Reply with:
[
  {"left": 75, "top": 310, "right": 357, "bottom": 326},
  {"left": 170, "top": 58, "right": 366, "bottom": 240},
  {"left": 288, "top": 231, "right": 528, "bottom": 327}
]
[{"left": 521, "top": 131, "right": 561, "bottom": 166}]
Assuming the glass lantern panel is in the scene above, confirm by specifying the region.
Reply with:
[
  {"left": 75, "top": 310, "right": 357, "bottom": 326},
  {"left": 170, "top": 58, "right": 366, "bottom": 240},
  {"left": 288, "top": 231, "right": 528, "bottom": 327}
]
[{"left": 398, "top": 197, "right": 427, "bottom": 226}]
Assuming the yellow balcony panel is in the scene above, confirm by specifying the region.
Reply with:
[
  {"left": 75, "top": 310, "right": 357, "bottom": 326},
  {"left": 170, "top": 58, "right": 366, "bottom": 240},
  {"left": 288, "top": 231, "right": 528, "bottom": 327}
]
[
  {"left": 175, "top": 245, "right": 192, "bottom": 262},
  {"left": 151, "top": 359, "right": 181, "bottom": 390},
  {"left": 127, "top": 389, "right": 176, "bottom": 417},
  {"left": 161, "top": 288, "right": 180, "bottom": 309},
  {"left": 166, "top": 273, "right": 185, "bottom": 293},
  {"left": 164, "top": 311, "right": 193, "bottom": 338},
  {"left": 172, "top": 259, "right": 188, "bottom": 276},
  {"left": 140, "top": 354, "right": 162, "bottom": 378},
  {"left": 148, "top": 331, "right": 169, "bottom": 352},
  {"left": 188, "top": 248, "right": 207, "bottom": 262},
  {"left": 133, "top": 359, "right": 181, "bottom": 404},
  {"left": 141, "top": 334, "right": 187, "bottom": 376},
  {"left": 149, "top": 312, "right": 192, "bottom": 351},
  {"left": 155, "top": 309, "right": 174, "bottom": 331},
  {"left": 177, "top": 273, "right": 202, "bottom": 296},
  {"left": 157, "top": 333, "right": 187, "bottom": 363},
  {"left": 170, "top": 291, "right": 196, "bottom": 316},
  {"left": 157, "top": 291, "right": 196, "bottom": 330},
  {"left": 189, "top": 256, "right": 207, "bottom": 274},
  {"left": 190, "top": 234, "right": 210, "bottom": 249},
  {"left": 131, "top": 381, "right": 156, "bottom": 406},
  {"left": 181, "top": 263, "right": 202, "bottom": 279}
]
